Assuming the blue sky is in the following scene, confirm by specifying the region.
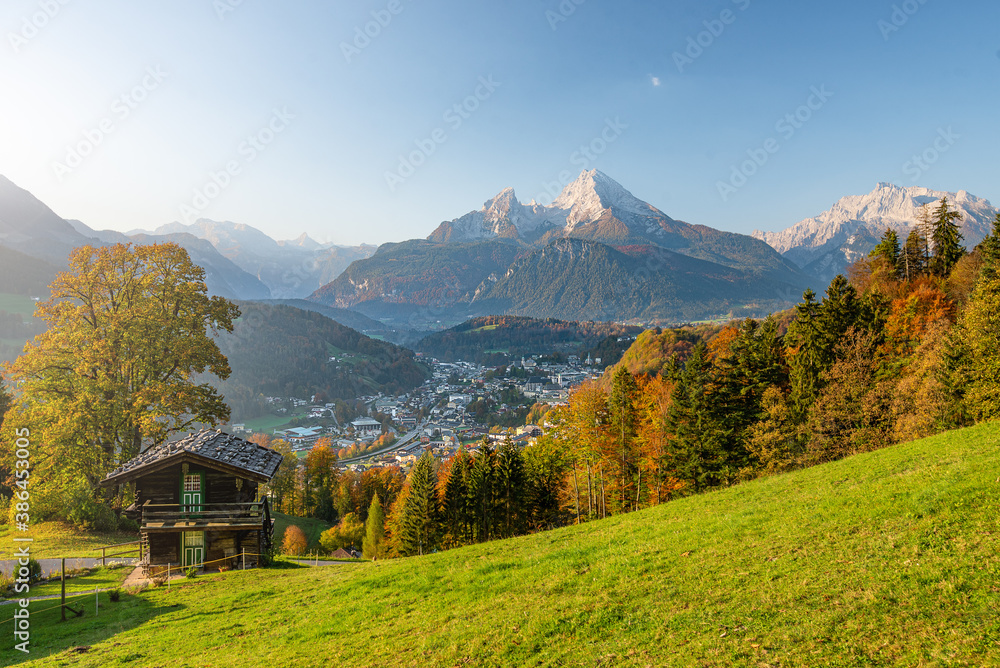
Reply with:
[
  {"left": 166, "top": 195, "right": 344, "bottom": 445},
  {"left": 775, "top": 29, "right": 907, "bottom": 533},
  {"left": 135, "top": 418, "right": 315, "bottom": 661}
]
[{"left": 0, "top": 0, "right": 997, "bottom": 245}]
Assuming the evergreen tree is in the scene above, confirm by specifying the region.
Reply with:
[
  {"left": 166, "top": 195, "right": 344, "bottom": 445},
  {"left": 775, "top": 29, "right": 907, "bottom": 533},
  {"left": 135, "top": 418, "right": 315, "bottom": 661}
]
[
  {"left": 467, "top": 440, "right": 495, "bottom": 542},
  {"left": 663, "top": 341, "right": 725, "bottom": 491},
  {"left": 607, "top": 366, "right": 640, "bottom": 512},
  {"left": 869, "top": 228, "right": 901, "bottom": 277},
  {"left": 396, "top": 452, "right": 439, "bottom": 556},
  {"left": 494, "top": 440, "right": 527, "bottom": 538},
  {"left": 441, "top": 448, "right": 472, "bottom": 547},
  {"left": 819, "top": 275, "right": 860, "bottom": 347},
  {"left": 362, "top": 493, "right": 386, "bottom": 560},
  {"left": 714, "top": 317, "right": 787, "bottom": 469},
  {"left": 785, "top": 289, "right": 825, "bottom": 416},
  {"left": 929, "top": 197, "right": 965, "bottom": 277},
  {"left": 901, "top": 229, "right": 927, "bottom": 280}
]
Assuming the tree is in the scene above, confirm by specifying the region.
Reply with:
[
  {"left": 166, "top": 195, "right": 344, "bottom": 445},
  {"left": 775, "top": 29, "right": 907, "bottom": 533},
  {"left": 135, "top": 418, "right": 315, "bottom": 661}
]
[
  {"left": 523, "top": 435, "right": 572, "bottom": 530},
  {"left": 441, "top": 449, "right": 472, "bottom": 547},
  {"left": 282, "top": 524, "right": 308, "bottom": 556},
  {"left": 785, "top": 289, "right": 825, "bottom": 415},
  {"left": 901, "top": 229, "right": 927, "bottom": 280},
  {"left": 869, "top": 228, "right": 901, "bottom": 277},
  {"left": 319, "top": 512, "right": 364, "bottom": 553},
  {"left": 607, "top": 366, "right": 640, "bottom": 512},
  {"left": 254, "top": 436, "right": 297, "bottom": 514},
  {"left": 395, "top": 452, "right": 439, "bottom": 556},
  {"left": 929, "top": 197, "right": 965, "bottom": 277},
  {"left": 362, "top": 494, "right": 386, "bottom": 560},
  {"left": 467, "top": 441, "right": 496, "bottom": 542},
  {"left": 2, "top": 243, "right": 238, "bottom": 504},
  {"left": 494, "top": 440, "right": 527, "bottom": 538}
]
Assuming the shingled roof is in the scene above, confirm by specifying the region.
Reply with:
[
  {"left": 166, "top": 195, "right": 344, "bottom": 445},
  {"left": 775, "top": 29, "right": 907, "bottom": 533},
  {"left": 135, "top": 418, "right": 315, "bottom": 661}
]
[{"left": 101, "top": 429, "right": 283, "bottom": 485}]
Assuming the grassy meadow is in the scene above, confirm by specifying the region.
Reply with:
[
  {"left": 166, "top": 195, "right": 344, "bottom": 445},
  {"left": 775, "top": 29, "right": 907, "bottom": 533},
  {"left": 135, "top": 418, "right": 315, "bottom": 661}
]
[{"left": 5, "top": 422, "right": 1000, "bottom": 666}]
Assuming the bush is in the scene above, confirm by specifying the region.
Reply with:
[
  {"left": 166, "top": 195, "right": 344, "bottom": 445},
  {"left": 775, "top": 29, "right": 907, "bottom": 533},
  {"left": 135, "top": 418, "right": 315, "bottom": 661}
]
[
  {"left": 109, "top": 589, "right": 121, "bottom": 602},
  {"left": 281, "top": 525, "right": 308, "bottom": 556},
  {"left": 184, "top": 567, "right": 197, "bottom": 579},
  {"left": 117, "top": 516, "right": 140, "bottom": 533}
]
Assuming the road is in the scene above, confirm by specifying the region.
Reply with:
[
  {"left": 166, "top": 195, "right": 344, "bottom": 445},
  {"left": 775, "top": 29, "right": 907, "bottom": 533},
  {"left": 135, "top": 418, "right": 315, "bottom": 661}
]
[{"left": 335, "top": 420, "right": 427, "bottom": 465}]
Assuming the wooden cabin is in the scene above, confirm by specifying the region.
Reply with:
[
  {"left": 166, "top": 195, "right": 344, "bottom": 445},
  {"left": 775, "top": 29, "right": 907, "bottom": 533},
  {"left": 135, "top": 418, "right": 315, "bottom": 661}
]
[{"left": 101, "top": 429, "right": 283, "bottom": 576}]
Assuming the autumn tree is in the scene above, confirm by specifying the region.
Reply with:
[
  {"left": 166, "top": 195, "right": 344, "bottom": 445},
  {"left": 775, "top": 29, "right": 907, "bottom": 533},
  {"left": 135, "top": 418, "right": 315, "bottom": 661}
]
[
  {"left": 253, "top": 435, "right": 297, "bottom": 513},
  {"left": 2, "top": 243, "right": 238, "bottom": 508},
  {"left": 282, "top": 524, "right": 308, "bottom": 556},
  {"left": 362, "top": 494, "right": 386, "bottom": 560}
]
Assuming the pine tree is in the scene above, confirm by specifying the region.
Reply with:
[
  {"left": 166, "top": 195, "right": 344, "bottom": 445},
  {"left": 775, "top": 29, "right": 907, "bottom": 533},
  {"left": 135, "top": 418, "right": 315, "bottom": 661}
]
[
  {"left": 441, "top": 448, "right": 472, "bottom": 547},
  {"left": 362, "top": 494, "right": 386, "bottom": 560},
  {"left": 819, "top": 275, "right": 860, "bottom": 348},
  {"left": 929, "top": 197, "right": 965, "bottom": 277},
  {"left": 396, "top": 452, "right": 439, "bottom": 556},
  {"left": 663, "top": 341, "right": 725, "bottom": 491},
  {"left": 494, "top": 440, "right": 527, "bottom": 538},
  {"left": 785, "top": 289, "right": 825, "bottom": 416},
  {"left": 869, "top": 228, "right": 901, "bottom": 277},
  {"left": 467, "top": 440, "right": 495, "bottom": 542}
]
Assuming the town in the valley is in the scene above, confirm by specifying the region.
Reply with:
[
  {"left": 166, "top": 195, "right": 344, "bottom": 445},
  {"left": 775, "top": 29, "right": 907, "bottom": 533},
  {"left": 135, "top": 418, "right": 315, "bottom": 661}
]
[{"left": 236, "top": 352, "right": 610, "bottom": 472}]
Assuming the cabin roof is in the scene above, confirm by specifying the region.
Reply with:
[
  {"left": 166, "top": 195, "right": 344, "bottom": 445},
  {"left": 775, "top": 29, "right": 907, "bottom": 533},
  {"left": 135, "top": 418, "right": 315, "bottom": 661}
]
[{"left": 101, "top": 429, "right": 283, "bottom": 485}]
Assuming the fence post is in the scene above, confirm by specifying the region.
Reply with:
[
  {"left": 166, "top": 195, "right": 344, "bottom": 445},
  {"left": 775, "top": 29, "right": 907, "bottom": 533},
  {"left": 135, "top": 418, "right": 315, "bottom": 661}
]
[
  {"left": 61, "top": 558, "right": 66, "bottom": 622},
  {"left": 241, "top": 548, "right": 246, "bottom": 570},
  {"left": 95, "top": 586, "right": 99, "bottom": 615},
  {"left": 102, "top": 547, "right": 106, "bottom": 567}
]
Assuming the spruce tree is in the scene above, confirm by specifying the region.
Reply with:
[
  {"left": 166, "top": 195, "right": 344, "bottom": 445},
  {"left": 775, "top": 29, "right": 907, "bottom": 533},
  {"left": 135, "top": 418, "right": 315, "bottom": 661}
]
[
  {"left": 397, "top": 452, "right": 439, "bottom": 556},
  {"left": 467, "top": 440, "right": 495, "bottom": 542},
  {"left": 362, "top": 494, "right": 386, "bottom": 560},
  {"left": 785, "top": 289, "right": 825, "bottom": 416},
  {"left": 441, "top": 448, "right": 472, "bottom": 547},
  {"left": 929, "top": 197, "right": 964, "bottom": 277},
  {"left": 494, "top": 441, "right": 527, "bottom": 538},
  {"left": 662, "top": 341, "right": 725, "bottom": 491},
  {"left": 869, "top": 228, "right": 901, "bottom": 277}
]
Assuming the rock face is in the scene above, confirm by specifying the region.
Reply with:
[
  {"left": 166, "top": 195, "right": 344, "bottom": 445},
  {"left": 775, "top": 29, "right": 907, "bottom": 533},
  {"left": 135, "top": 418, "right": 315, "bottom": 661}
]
[
  {"left": 753, "top": 183, "right": 998, "bottom": 281},
  {"left": 314, "top": 170, "right": 811, "bottom": 327}
]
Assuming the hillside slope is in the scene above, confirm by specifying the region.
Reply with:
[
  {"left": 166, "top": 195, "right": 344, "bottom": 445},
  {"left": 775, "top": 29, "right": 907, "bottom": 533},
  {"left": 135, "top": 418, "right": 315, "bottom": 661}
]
[{"left": 14, "top": 422, "right": 1000, "bottom": 666}]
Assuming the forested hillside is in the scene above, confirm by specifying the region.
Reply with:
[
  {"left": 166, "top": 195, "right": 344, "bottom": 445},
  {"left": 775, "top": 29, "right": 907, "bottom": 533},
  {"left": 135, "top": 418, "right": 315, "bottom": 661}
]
[
  {"left": 416, "top": 315, "right": 643, "bottom": 364},
  {"left": 214, "top": 302, "right": 429, "bottom": 419}
]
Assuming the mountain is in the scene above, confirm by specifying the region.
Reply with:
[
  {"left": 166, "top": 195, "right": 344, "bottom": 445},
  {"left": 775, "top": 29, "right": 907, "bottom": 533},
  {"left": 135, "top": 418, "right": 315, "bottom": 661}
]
[
  {"left": 416, "top": 315, "right": 643, "bottom": 365},
  {"left": 0, "top": 175, "right": 93, "bottom": 265},
  {"left": 313, "top": 171, "right": 811, "bottom": 327},
  {"left": 132, "top": 219, "right": 378, "bottom": 299},
  {"left": 471, "top": 238, "right": 802, "bottom": 323},
  {"left": 67, "top": 220, "right": 272, "bottom": 301},
  {"left": 213, "top": 302, "right": 430, "bottom": 420},
  {"left": 753, "top": 183, "right": 999, "bottom": 282}
]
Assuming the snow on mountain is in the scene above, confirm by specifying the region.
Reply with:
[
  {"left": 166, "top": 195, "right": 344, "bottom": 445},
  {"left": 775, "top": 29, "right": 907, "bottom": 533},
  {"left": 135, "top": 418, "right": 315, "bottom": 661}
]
[
  {"left": 753, "top": 183, "right": 998, "bottom": 281},
  {"left": 428, "top": 169, "right": 675, "bottom": 243}
]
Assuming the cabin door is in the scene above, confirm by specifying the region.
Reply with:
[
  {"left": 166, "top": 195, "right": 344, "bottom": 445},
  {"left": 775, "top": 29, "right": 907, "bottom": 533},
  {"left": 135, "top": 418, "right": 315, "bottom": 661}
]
[
  {"left": 182, "top": 531, "right": 205, "bottom": 568},
  {"left": 181, "top": 472, "right": 205, "bottom": 516}
]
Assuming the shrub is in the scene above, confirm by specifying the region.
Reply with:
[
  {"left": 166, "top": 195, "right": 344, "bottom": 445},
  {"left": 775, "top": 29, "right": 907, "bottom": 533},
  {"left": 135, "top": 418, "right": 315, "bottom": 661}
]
[
  {"left": 281, "top": 525, "right": 308, "bottom": 556},
  {"left": 184, "top": 567, "right": 197, "bottom": 579},
  {"left": 24, "top": 558, "right": 42, "bottom": 584},
  {"left": 109, "top": 589, "right": 121, "bottom": 602}
]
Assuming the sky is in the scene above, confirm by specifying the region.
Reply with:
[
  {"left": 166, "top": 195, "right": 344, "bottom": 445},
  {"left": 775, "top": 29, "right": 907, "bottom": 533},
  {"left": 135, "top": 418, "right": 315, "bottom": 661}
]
[{"left": 0, "top": 0, "right": 997, "bottom": 246}]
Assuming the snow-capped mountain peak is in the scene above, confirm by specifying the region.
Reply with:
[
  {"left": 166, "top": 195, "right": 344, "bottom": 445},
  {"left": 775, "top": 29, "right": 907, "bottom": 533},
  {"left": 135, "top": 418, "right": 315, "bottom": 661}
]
[
  {"left": 550, "top": 169, "right": 656, "bottom": 228},
  {"left": 753, "top": 182, "right": 998, "bottom": 281}
]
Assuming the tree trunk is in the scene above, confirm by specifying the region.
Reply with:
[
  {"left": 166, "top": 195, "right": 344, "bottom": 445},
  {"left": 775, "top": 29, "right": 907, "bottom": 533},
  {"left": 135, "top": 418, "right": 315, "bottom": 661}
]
[
  {"left": 572, "top": 462, "right": 581, "bottom": 525},
  {"left": 586, "top": 460, "right": 593, "bottom": 518}
]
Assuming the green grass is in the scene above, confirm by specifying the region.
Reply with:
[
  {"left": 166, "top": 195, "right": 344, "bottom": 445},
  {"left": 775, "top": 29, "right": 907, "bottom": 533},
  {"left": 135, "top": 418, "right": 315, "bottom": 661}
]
[
  {"left": 8, "top": 423, "right": 1000, "bottom": 666},
  {"left": 0, "top": 522, "right": 139, "bottom": 560},
  {"left": 271, "top": 512, "right": 334, "bottom": 552},
  {"left": 240, "top": 413, "right": 297, "bottom": 433},
  {"left": 2, "top": 566, "right": 131, "bottom": 601}
]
